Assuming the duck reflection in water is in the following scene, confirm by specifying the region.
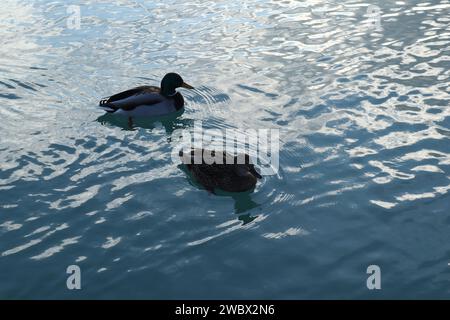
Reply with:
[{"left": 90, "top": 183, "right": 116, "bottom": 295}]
[
  {"left": 96, "top": 110, "right": 196, "bottom": 135},
  {"left": 232, "top": 191, "right": 260, "bottom": 225}
]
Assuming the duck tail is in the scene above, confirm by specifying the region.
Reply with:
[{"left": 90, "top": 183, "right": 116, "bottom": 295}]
[
  {"left": 98, "top": 98, "right": 117, "bottom": 113},
  {"left": 249, "top": 165, "right": 262, "bottom": 179}
]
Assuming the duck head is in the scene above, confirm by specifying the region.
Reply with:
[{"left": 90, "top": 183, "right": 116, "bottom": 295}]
[{"left": 160, "top": 73, "right": 194, "bottom": 97}]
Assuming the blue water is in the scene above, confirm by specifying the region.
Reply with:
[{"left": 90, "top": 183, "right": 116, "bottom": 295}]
[{"left": 1, "top": 0, "right": 450, "bottom": 299}]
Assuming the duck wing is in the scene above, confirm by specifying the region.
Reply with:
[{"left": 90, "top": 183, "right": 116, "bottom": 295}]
[
  {"left": 180, "top": 149, "right": 261, "bottom": 192},
  {"left": 99, "top": 86, "right": 163, "bottom": 111}
]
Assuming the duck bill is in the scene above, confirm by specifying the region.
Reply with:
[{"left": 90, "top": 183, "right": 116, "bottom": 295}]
[{"left": 181, "top": 82, "right": 194, "bottom": 89}]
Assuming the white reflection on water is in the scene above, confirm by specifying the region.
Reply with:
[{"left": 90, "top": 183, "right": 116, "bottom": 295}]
[{"left": 0, "top": 0, "right": 449, "bottom": 298}]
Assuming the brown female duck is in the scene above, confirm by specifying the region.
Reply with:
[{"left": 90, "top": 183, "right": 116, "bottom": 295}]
[{"left": 180, "top": 148, "right": 262, "bottom": 193}]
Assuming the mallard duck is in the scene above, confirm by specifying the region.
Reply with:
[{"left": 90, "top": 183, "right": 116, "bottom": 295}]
[
  {"left": 98, "top": 73, "right": 193, "bottom": 124},
  {"left": 179, "top": 148, "right": 262, "bottom": 193}
]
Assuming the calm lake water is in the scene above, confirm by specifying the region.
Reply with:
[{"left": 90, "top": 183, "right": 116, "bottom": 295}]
[{"left": 1, "top": 0, "right": 449, "bottom": 299}]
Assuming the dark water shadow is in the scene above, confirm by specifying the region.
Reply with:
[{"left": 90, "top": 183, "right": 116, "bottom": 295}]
[{"left": 230, "top": 192, "right": 260, "bottom": 225}]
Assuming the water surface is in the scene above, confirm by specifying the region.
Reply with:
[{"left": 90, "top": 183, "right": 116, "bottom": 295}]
[{"left": 1, "top": 0, "right": 450, "bottom": 299}]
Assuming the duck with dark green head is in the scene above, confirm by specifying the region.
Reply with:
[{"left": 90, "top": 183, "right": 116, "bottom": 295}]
[{"left": 99, "top": 73, "right": 194, "bottom": 120}]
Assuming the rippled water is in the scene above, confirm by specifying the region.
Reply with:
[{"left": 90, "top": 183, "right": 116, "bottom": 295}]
[{"left": 1, "top": 0, "right": 449, "bottom": 299}]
